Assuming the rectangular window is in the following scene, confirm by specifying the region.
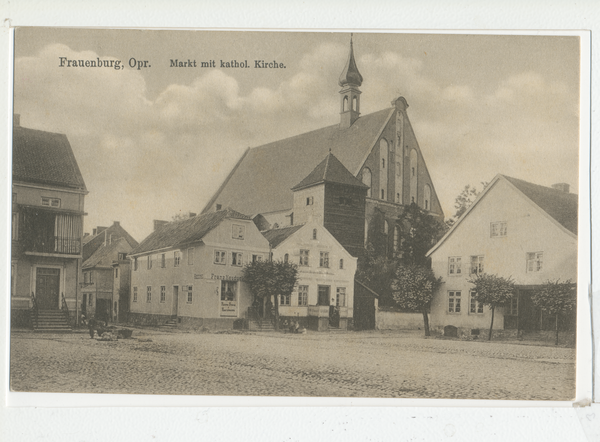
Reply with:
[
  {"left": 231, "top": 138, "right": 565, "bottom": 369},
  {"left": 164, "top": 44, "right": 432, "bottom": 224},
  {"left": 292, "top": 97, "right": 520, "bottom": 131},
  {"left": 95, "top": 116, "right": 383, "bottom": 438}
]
[
  {"left": 232, "top": 224, "right": 245, "bottom": 240},
  {"left": 280, "top": 294, "right": 291, "bottom": 306},
  {"left": 12, "top": 212, "right": 18, "bottom": 240},
  {"left": 231, "top": 252, "right": 243, "bottom": 267},
  {"left": 214, "top": 250, "right": 226, "bottom": 265},
  {"left": 299, "top": 249, "right": 309, "bottom": 266},
  {"left": 146, "top": 286, "right": 152, "bottom": 303},
  {"left": 221, "top": 281, "right": 237, "bottom": 301},
  {"left": 160, "top": 253, "right": 166, "bottom": 268},
  {"left": 147, "top": 255, "right": 152, "bottom": 270},
  {"left": 174, "top": 251, "right": 180, "bottom": 267},
  {"left": 186, "top": 286, "right": 193, "bottom": 304},
  {"left": 298, "top": 285, "right": 308, "bottom": 306},
  {"left": 319, "top": 252, "right": 329, "bottom": 268},
  {"left": 470, "top": 255, "right": 484, "bottom": 275},
  {"left": 339, "top": 259, "right": 344, "bottom": 269},
  {"left": 252, "top": 254, "right": 263, "bottom": 262},
  {"left": 469, "top": 290, "right": 484, "bottom": 314},
  {"left": 160, "top": 286, "right": 166, "bottom": 303},
  {"left": 448, "top": 290, "right": 461, "bottom": 313},
  {"left": 491, "top": 221, "right": 507, "bottom": 237},
  {"left": 89, "top": 294, "right": 93, "bottom": 306},
  {"left": 306, "top": 196, "right": 313, "bottom": 205},
  {"left": 448, "top": 257, "right": 462, "bottom": 275},
  {"left": 527, "top": 252, "right": 543, "bottom": 272},
  {"left": 133, "top": 287, "right": 138, "bottom": 302},
  {"left": 41, "top": 197, "right": 61, "bottom": 208},
  {"left": 336, "top": 287, "right": 346, "bottom": 307},
  {"left": 118, "top": 252, "right": 127, "bottom": 260},
  {"left": 188, "top": 248, "right": 194, "bottom": 265},
  {"left": 134, "top": 257, "right": 138, "bottom": 271}
]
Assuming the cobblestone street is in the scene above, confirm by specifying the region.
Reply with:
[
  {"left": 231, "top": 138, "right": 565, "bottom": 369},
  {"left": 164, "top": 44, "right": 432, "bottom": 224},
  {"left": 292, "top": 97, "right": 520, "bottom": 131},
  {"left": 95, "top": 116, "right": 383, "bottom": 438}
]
[{"left": 10, "top": 329, "right": 576, "bottom": 400}]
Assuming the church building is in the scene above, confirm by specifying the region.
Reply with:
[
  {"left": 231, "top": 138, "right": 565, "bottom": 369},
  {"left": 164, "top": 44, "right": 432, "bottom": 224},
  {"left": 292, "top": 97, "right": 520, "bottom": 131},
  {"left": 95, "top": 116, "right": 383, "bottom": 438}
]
[{"left": 202, "top": 38, "right": 444, "bottom": 258}]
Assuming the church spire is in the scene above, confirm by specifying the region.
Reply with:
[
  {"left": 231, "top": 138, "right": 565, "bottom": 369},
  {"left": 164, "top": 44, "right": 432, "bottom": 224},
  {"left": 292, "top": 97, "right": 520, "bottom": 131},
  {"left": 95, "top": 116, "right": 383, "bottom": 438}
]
[
  {"left": 339, "top": 35, "right": 362, "bottom": 129},
  {"left": 339, "top": 34, "right": 363, "bottom": 87}
]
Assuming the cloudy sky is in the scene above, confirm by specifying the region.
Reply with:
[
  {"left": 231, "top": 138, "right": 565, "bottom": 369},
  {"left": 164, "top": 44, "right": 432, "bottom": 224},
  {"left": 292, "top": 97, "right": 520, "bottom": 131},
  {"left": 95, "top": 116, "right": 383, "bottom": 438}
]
[{"left": 13, "top": 29, "right": 580, "bottom": 243}]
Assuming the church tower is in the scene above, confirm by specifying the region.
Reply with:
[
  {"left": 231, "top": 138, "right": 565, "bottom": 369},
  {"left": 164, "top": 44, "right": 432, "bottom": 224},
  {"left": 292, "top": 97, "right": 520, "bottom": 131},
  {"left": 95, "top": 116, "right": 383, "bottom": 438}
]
[{"left": 339, "top": 36, "right": 363, "bottom": 129}]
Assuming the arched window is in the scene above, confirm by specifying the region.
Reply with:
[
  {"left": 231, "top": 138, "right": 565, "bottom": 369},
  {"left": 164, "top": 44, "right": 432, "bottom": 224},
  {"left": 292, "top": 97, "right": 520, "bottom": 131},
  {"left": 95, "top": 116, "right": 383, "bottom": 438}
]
[
  {"left": 364, "top": 219, "right": 369, "bottom": 246},
  {"left": 393, "top": 226, "right": 399, "bottom": 252},
  {"left": 380, "top": 139, "right": 388, "bottom": 201},
  {"left": 343, "top": 96, "right": 349, "bottom": 112},
  {"left": 362, "top": 168, "right": 372, "bottom": 197},
  {"left": 384, "top": 220, "right": 389, "bottom": 235},
  {"left": 352, "top": 96, "right": 358, "bottom": 111},
  {"left": 284, "top": 253, "right": 289, "bottom": 263},
  {"left": 410, "top": 149, "right": 418, "bottom": 205},
  {"left": 424, "top": 184, "right": 431, "bottom": 211}
]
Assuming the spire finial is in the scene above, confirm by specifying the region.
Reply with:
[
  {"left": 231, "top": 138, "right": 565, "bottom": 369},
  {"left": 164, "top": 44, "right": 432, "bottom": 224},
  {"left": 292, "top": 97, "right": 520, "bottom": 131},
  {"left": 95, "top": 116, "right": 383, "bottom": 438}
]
[{"left": 339, "top": 34, "right": 363, "bottom": 87}]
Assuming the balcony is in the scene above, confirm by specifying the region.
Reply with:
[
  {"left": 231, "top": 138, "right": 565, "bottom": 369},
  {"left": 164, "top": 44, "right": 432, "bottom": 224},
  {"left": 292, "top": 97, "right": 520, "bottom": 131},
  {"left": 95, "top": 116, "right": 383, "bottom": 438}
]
[{"left": 16, "top": 206, "right": 82, "bottom": 256}]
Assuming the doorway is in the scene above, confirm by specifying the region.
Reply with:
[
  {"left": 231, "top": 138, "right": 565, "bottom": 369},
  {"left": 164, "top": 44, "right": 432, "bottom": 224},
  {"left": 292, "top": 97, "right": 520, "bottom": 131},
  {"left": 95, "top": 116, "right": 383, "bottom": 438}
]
[
  {"left": 35, "top": 268, "right": 60, "bottom": 309},
  {"left": 172, "top": 286, "right": 179, "bottom": 317}
]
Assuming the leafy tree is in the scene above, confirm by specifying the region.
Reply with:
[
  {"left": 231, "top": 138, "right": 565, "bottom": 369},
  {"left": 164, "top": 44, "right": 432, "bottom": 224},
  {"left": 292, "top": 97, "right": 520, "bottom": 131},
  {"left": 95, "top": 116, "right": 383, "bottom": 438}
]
[
  {"left": 398, "top": 203, "right": 446, "bottom": 267},
  {"left": 531, "top": 279, "right": 577, "bottom": 346},
  {"left": 356, "top": 244, "right": 397, "bottom": 306},
  {"left": 391, "top": 264, "right": 442, "bottom": 336},
  {"left": 446, "top": 182, "right": 488, "bottom": 228},
  {"left": 468, "top": 273, "right": 515, "bottom": 340},
  {"left": 242, "top": 260, "right": 298, "bottom": 331}
]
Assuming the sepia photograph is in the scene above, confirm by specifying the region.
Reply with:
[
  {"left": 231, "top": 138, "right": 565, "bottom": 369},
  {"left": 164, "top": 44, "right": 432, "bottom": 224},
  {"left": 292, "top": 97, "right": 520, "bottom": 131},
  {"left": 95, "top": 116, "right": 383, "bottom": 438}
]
[{"left": 8, "top": 28, "right": 586, "bottom": 401}]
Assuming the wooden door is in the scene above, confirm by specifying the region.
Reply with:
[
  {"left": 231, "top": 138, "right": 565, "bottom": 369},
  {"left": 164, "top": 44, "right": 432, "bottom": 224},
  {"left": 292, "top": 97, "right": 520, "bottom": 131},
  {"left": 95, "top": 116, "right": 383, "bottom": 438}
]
[
  {"left": 172, "top": 286, "right": 179, "bottom": 316},
  {"left": 36, "top": 268, "right": 60, "bottom": 309}
]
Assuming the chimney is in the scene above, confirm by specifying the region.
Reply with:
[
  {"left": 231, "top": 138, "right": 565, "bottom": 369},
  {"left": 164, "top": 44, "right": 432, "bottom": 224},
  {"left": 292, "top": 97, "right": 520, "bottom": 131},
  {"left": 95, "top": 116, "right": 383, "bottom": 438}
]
[
  {"left": 113, "top": 221, "right": 120, "bottom": 227},
  {"left": 154, "top": 220, "right": 169, "bottom": 231},
  {"left": 93, "top": 228, "right": 97, "bottom": 235},
  {"left": 552, "top": 183, "right": 570, "bottom": 193},
  {"left": 13, "top": 114, "right": 20, "bottom": 126}
]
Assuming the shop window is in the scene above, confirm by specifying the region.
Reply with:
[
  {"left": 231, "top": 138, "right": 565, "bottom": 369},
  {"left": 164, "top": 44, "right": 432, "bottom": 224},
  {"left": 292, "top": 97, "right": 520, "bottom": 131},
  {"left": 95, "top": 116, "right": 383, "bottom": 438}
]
[
  {"left": 448, "top": 290, "right": 461, "bottom": 313},
  {"left": 298, "top": 285, "right": 308, "bottom": 306},
  {"left": 336, "top": 287, "right": 346, "bottom": 307},
  {"left": 221, "top": 281, "right": 236, "bottom": 301}
]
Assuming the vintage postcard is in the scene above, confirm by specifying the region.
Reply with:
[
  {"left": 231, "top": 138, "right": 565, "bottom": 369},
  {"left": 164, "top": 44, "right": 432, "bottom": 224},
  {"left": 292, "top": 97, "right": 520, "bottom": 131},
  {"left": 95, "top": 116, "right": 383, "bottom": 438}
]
[{"left": 8, "top": 28, "right": 590, "bottom": 403}]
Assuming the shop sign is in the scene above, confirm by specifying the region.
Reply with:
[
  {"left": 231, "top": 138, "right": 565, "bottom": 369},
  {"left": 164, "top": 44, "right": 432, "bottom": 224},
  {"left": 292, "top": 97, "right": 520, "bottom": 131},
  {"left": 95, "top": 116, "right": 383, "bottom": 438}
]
[{"left": 220, "top": 300, "right": 237, "bottom": 317}]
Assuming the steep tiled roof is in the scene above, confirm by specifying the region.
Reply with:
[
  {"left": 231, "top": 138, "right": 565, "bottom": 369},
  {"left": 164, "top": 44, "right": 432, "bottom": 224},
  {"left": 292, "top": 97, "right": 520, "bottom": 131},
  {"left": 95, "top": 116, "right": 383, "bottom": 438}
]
[
  {"left": 291, "top": 152, "right": 369, "bottom": 191},
  {"left": 504, "top": 175, "right": 578, "bottom": 235},
  {"left": 261, "top": 225, "right": 304, "bottom": 248},
  {"left": 13, "top": 124, "right": 87, "bottom": 191},
  {"left": 202, "top": 108, "right": 393, "bottom": 215},
  {"left": 130, "top": 208, "right": 250, "bottom": 255},
  {"left": 82, "top": 222, "right": 139, "bottom": 262},
  {"left": 83, "top": 237, "right": 131, "bottom": 269}
]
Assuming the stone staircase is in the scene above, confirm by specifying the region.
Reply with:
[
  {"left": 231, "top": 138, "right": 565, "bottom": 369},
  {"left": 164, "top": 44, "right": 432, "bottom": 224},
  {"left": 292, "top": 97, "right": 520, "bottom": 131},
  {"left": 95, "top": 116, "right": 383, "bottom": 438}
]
[
  {"left": 162, "top": 317, "right": 179, "bottom": 328},
  {"left": 33, "top": 309, "right": 71, "bottom": 333},
  {"left": 248, "top": 319, "right": 275, "bottom": 331}
]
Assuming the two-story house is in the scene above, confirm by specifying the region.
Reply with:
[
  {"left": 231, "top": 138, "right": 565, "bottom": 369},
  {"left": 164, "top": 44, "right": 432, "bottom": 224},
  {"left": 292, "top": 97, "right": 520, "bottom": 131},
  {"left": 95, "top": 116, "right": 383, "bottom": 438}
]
[
  {"left": 11, "top": 115, "right": 87, "bottom": 330},
  {"left": 127, "top": 208, "right": 270, "bottom": 330},
  {"left": 262, "top": 221, "right": 358, "bottom": 331},
  {"left": 426, "top": 174, "right": 578, "bottom": 337}
]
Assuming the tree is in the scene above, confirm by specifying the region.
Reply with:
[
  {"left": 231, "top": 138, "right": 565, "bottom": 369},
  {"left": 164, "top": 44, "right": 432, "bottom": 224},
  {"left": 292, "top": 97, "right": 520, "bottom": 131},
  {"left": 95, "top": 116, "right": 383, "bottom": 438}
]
[
  {"left": 398, "top": 203, "right": 446, "bottom": 267},
  {"left": 356, "top": 244, "right": 397, "bottom": 306},
  {"left": 242, "top": 260, "right": 298, "bottom": 331},
  {"left": 391, "top": 264, "right": 442, "bottom": 336},
  {"left": 468, "top": 273, "right": 515, "bottom": 340},
  {"left": 531, "top": 279, "right": 577, "bottom": 346},
  {"left": 446, "top": 182, "right": 488, "bottom": 228}
]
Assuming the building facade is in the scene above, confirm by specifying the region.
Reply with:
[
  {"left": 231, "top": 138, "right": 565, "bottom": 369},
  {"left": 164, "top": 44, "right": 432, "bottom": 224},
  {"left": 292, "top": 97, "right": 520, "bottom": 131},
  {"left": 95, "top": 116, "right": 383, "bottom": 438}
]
[
  {"left": 11, "top": 115, "right": 87, "bottom": 328},
  {"left": 262, "top": 221, "right": 358, "bottom": 331},
  {"left": 201, "top": 39, "right": 443, "bottom": 258},
  {"left": 426, "top": 175, "right": 578, "bottom": 337},
  {"left": 128, "top": 209, "right": 270, "bottom": 329}
]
